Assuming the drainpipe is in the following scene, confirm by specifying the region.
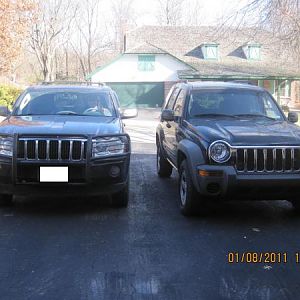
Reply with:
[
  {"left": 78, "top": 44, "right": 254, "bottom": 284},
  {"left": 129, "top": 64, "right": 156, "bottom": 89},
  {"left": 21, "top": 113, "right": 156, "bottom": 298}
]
[{"left": 123, "top": 34, "right": 127, "bottom": 53}]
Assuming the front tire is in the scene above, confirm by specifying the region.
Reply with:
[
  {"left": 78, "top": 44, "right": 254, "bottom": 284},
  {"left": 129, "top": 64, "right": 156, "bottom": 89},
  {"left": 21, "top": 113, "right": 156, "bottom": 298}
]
[
  {"left": 178, "top": 161, "right": 199, "bottom": 216},
  {"left": 157, "top": 144, "right": 172, "bottom": 178},
  {"left": 179, "top": 160, "right": 208, "bottom": 216},
  {"left": 111, "top": 183, "right": 129, "bottom": 207}
]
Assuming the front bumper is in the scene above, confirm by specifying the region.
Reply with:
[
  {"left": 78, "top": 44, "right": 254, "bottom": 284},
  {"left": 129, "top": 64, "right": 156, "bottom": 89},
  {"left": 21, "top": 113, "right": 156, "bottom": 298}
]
[
  {"left": 0, "top": 154, "right": 130, "bottom": 197},
  {"left": 194, "top": 165, "right": 300, "bottom": 200}
]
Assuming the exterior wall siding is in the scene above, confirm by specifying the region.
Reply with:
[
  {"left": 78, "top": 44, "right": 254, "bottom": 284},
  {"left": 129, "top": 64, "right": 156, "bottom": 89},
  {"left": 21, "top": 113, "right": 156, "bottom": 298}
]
[{"left": 91, "top": 54, "right": 191, "bottom": 83}]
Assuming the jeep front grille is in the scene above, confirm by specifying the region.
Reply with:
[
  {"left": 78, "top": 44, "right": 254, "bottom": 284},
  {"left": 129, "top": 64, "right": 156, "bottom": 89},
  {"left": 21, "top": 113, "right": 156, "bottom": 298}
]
[
  {"left": 17, "top": 137, "right": 87, "bottom": 161},
  {"left": 232, "top": 146, "right": 300, "bottom": 173}
]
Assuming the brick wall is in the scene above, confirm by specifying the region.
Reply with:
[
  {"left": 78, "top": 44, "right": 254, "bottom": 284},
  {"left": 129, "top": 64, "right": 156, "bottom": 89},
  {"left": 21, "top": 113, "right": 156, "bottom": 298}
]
[
  {"left": 263, "top": 80, "right": 271, "bottom": 91},
  {"left": 291, "top": 81, "right": 300, "bottom": 105}
]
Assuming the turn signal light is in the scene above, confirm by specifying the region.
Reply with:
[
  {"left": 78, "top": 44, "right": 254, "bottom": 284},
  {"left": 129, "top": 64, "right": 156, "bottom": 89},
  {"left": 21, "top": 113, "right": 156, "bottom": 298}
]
[{"left": 198, "top": 170, "right": 223, "bottom": 177}]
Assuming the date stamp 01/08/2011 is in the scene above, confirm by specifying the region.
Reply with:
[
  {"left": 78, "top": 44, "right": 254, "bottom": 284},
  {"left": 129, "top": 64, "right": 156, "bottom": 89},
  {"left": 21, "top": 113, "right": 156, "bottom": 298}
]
[{"left": 227, "top": 252, "right": 300, "bottom": 264}]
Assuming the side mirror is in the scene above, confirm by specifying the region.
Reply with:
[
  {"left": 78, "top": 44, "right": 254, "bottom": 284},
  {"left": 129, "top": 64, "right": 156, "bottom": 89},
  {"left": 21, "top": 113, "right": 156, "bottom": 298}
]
[
  {"left": 288, "top": 111, "right": 298, "bottom": 123},
  {"left": 0, "top": 106, "right": 10, "bottom": 117},
  {"left": 161, "top": 109, "right": 174, "bottom": 122},
  {"left": 121, "top": 108, "right": 138, "bottom": 119}
]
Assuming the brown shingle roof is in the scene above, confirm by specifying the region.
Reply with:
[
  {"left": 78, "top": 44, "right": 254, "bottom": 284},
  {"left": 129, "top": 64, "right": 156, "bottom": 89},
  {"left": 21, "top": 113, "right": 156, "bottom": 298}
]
[
  {"left": 125, "top": 26, "right": 300, "bottom": 79},
  {"left": 125, "top": 42, "right": 167, "bottom": 54}
]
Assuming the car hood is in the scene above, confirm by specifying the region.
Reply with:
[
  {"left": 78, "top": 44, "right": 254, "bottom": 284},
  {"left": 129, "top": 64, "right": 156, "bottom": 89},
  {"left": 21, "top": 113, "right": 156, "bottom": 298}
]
[
  {"left": 0, "top": 115, "right": 123, "bottom": 136},
  {"left": 187, "top": 118, "right": 300, "bottom": 146}
]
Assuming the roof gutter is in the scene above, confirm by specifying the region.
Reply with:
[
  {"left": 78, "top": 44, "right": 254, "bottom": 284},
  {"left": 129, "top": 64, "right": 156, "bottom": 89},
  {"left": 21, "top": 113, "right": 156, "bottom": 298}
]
[{"left": 178, "top": 74, "right": 300, "bottom": 80}]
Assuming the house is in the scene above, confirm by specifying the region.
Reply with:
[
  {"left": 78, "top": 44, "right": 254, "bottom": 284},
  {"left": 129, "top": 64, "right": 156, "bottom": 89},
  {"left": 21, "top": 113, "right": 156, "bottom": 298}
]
[{"left": 87, "top": 26, "right": 300, "bottom": 109}]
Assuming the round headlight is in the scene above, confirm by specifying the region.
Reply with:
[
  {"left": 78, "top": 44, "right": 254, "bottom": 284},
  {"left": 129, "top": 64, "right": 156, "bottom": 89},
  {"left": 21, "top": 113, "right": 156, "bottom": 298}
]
[{"left": 209, "top": 141, "right": 231, "bottom": 163}]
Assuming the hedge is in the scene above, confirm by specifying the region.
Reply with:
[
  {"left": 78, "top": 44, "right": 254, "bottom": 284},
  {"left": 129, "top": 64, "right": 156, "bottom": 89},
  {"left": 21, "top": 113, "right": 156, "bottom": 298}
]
[{"left": 0, "top": 85, "right": 23, "bottom": 108}]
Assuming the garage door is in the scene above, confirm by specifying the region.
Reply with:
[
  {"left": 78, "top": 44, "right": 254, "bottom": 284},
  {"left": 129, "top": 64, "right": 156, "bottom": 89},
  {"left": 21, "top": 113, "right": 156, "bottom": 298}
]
[{"left": 107, "top": 82, "right": 164, "bottom": 108}]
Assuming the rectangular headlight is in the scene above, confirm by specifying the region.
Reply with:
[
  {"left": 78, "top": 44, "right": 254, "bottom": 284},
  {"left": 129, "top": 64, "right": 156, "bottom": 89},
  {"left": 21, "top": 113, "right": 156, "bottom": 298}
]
[
  {"left": 0, "top": 136, "right": 13, "bottom": 157},
  {"left": 92, "top": 136, "right": 129, "bottom": 158}
]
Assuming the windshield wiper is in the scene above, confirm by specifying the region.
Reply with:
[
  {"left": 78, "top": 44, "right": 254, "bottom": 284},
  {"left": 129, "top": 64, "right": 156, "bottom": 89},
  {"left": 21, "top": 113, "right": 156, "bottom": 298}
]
[
  {"left": 235, "top": 114, "right": 277, "bottom": 120},
  {"left": 16, "top": 114, "right": 47, "bottom": 116},
  {"left": 56, "top": 111, "right": 79, "bottom": 115},
  {"left": 192, "top": 113, "right": 237, "bottom": 118}
]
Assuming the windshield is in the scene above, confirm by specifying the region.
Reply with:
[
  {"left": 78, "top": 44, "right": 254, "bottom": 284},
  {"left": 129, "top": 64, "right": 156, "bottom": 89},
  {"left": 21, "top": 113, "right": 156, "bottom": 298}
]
[
  {"left": 13, "top": 90, "right": 116, "bottom": 117},
  {"left": 187, "top": 89, "right": 284, "bottom": 120}
]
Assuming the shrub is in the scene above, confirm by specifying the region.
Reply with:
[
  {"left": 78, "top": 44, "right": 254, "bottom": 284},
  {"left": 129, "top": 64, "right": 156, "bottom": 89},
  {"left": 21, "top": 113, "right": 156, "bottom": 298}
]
[{"left": 0, "top": 85, "right": 23, "bottom": 108}]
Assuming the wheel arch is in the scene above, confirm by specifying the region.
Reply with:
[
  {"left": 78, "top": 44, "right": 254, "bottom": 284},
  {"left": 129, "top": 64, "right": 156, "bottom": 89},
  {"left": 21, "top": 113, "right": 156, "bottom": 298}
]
[
  {"left": 177, "top": 150, "right": 187, "bottom": 169},
  {"left": 177, "top": 139, "right": 206, "bottom": 191},
  {"left": 156, "top": 124, "right": 164, "bottom": 146}
]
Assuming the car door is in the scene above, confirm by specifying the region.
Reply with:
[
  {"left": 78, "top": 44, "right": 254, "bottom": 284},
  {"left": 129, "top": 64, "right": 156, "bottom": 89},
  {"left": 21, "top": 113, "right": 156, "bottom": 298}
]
[
  {"left": 161, "top": 87, "right": 180, "bottom": 157},
  {"left": 167, "top": 89, "right": 186, "bottom": 163}
]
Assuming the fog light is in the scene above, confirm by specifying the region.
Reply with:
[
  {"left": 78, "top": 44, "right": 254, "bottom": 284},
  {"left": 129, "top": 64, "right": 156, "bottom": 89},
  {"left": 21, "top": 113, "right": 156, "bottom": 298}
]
[
  {"left": 206, "top": 183, "right": 221, "bottom": 194},
  {"left": 110, "top": 166, "right": 121, "bottom": 177}
]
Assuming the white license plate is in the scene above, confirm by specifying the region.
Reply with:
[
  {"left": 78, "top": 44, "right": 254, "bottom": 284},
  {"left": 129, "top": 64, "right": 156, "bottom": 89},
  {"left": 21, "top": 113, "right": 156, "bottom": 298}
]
[{"left": 39, "top": 167, "right": 68, "bottom": 183}]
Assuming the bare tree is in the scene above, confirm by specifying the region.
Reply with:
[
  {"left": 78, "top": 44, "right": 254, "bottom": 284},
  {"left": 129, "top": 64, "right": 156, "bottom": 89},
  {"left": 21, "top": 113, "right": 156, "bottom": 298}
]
[
  {"left": 111, "top": 0, "right": 137, "bottom": 52},
  {"left": 226, "top": 1, "right": 300, "bottom": 64},
  {"left": 156, "top": 0, "right": 184, "bottom": 26},
  {"left": 29, "top": 0, "right": 77, "bottom": 81},
  {"left": 182, "top": 0, "right": 204, "bottom": 26},
  {"left": 247, "top": 1, "right": 300, "bottom": 50},
  {"left": 71, "top": 0, "right": 111, "bottom": 78},
  {"left": 219, "top": 1, "right": 300, "bottom": 45}
]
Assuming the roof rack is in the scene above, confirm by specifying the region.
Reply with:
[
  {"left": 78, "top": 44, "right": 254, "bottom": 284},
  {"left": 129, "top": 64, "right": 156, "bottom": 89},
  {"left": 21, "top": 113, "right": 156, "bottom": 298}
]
[{"left": 39, "top": 81, "right": 106, "bottom": 87}]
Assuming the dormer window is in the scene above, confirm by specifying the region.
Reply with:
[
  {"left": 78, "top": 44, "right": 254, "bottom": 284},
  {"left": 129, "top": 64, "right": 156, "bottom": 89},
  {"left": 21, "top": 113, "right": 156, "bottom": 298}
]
[
  {"left": 201, "top": 43, "right": 219, "bottom": 60},
  {"left": 244, "top": 43, "right": 261, "bottom": 60}
]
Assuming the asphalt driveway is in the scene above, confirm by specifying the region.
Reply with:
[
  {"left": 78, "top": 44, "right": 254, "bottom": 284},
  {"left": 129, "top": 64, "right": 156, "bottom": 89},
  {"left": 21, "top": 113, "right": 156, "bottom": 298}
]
[{"left": 0, "top": 116, "right": 300, "bottom": 300}]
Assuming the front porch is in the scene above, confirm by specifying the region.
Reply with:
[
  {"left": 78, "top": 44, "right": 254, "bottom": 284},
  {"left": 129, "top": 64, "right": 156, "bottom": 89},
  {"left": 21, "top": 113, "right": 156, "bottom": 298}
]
[
  {"left": 257, "top": 79, "right": 300, "bottom": 110},
  {"left": 178, "top": 71, "right": 300, "bottom": 109}
]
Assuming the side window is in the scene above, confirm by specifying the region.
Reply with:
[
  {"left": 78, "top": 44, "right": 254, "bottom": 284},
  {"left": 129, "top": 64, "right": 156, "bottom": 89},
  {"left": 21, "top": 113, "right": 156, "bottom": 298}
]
[
  {"left": 111, "top": 92, "right": 120, "bottom": 107},
  {"left": 174, "top": 89, "right": 186, "bottom": 117},
  {"left": 262, "top": 93, "right": 282, "bottom": 120},
  {"left": 166, "top": 87, "right": 180, "bottom": 110},
  {"left": 110, "top": 92, "right": 120, "bottom": 115}
]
